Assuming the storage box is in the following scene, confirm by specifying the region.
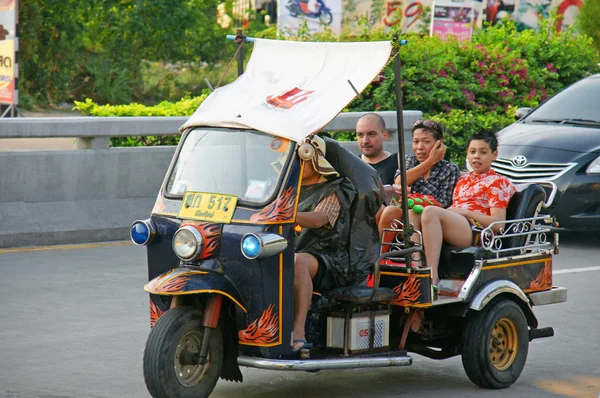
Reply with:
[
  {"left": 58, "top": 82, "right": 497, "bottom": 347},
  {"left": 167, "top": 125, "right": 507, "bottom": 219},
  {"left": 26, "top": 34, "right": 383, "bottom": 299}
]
[{"left": 326, "top": 310, "right": 390, "bottom": 352}]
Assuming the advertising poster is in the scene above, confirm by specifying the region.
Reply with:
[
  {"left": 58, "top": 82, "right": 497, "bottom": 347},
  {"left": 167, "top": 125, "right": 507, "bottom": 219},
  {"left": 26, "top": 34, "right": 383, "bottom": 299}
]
[
  {"left": 278, "top": 0, "right": 343, "bottom": 35},
  {"left": 0, "top": 39, "right": 14, "bottom": 104},
  {"left": 0, "top": 0, "right": 16, "bottom": 105},
  {"left": 484, "top": 0, "right": 519, "bottom": 24},
  {"left": 431, "top": 2, "right": 474, "bottom": 41},
  {"left": 514, "top": 0, "right": 582, "bottom": 31}
]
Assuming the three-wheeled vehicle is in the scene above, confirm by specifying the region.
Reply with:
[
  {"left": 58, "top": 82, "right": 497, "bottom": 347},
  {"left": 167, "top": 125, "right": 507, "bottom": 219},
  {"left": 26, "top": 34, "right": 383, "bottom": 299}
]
[{"left": 130, "top": 38, "right": 567, "bottom": 398}]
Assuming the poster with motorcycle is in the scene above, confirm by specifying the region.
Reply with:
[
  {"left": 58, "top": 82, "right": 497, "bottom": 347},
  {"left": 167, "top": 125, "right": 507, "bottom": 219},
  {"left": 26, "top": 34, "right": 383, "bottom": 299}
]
[{"left": 278, "top": 0, "right": 343, "bottom": 34}]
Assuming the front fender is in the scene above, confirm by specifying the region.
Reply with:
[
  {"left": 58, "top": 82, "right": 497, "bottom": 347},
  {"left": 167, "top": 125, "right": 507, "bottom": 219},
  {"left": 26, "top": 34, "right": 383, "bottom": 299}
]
[{"left": 145, "top": 267, "right": 247, "bottom": 312}]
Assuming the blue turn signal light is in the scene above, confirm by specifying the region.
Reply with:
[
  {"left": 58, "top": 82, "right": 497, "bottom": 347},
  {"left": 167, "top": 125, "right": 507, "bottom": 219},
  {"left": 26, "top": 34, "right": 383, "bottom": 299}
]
[
  {"left": 241, "top": 235, "right": 261, "bottom": 259},
  {"left": 131, "top": 219, "right": 156, "bottom": 246},
  {"left": 241, "top": 233, "right": 288, "bottom": 260}
]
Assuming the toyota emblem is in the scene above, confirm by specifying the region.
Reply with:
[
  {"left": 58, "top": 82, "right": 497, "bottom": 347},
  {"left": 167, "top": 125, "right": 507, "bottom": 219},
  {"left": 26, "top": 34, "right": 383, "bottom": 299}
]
[{"left": 512, "top": 155, "right": 528, "bottom": 167}]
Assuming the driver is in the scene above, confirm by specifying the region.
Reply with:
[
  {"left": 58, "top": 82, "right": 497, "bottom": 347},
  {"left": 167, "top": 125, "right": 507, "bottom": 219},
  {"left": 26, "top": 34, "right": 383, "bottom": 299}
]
[{"left": 293, "top": 135, "right": 356, "bottom": 352}]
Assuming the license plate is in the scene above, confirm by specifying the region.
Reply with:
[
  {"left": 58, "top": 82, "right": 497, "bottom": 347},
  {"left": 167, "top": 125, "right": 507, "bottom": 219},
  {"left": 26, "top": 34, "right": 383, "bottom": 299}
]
[{"left": 177, "top": 192, "right": 238, "bottom": 224}]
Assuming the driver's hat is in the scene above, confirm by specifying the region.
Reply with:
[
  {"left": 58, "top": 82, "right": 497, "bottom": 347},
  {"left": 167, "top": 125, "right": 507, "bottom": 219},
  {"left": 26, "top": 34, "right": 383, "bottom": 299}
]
[{"left": 305, "top": 135, "right": 339, "bottom": 177}]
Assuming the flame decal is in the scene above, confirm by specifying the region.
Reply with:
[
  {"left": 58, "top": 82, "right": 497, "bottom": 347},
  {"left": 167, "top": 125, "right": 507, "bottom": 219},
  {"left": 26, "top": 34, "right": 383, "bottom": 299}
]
[
  {"left": 196, "top": 223, "right": 221, "bottom": 259},
  {"left": 157, "top": 276, "right": 191, "bottom": 293},
  {"left": 530, "top": 260, "right": 552, "bottom": 291},
  {"left": 238, "top": 304, "right": 279, "bottom": 344},
  {"left": 392, "top": 277, "right": 422, "bottom": 305},
  {"left": 180, "top": 222, "right": 221, "bottom": 259},
  {"left": 149, "top": 298, "right": 164, "bottom": 327},
  {"left": 250, "top": 186, "right": 296, "bottom": 223}
]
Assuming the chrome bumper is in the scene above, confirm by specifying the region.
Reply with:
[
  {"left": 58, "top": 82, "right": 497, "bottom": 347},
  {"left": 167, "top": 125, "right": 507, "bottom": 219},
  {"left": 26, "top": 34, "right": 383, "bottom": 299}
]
[
  {"left": 238, "top": 355, "right": 412, "bottom": 371},
  {"left": 528, "top": 286, "right": 567, "bottom": 306}
]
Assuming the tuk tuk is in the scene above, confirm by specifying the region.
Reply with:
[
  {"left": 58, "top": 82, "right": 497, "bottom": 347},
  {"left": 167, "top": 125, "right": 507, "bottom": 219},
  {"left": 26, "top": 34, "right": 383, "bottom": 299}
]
[{"left": 130, "top": 38, "right": 567, "bottom": 398}]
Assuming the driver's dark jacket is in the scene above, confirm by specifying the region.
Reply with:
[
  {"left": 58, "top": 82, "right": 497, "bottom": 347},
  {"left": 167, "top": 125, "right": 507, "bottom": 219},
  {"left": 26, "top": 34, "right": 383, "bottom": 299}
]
[{"left": 295, "top": 176, "right": 356, "bottom": 291}]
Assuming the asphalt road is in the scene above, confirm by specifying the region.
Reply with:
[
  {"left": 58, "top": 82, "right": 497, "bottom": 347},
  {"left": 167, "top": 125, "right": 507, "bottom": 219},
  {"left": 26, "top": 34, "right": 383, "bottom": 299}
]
[{"left": 1, "top": 233, "right": 599, "bottom": 398}]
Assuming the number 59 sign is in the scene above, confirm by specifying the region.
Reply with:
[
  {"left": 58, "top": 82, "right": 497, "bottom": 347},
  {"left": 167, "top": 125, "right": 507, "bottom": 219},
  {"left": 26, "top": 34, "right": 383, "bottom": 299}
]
[{"left": 384, "top": 0, "right": 425, "bottom": 30}]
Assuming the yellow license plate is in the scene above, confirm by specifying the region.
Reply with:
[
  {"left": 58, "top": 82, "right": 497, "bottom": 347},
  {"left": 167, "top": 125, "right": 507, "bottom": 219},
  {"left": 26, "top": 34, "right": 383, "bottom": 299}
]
[{"left": 178, "top": 192, "right": 238, "bottom": 224}]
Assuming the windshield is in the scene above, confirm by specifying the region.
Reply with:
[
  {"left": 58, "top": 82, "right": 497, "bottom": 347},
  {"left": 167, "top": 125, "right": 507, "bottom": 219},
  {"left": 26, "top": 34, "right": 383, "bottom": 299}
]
[
  {"left": 166, "top": 128, "right": 293, "bottom": 205},
  {"left": 524, "top": 77, "right": 600, "bottom": 124}
]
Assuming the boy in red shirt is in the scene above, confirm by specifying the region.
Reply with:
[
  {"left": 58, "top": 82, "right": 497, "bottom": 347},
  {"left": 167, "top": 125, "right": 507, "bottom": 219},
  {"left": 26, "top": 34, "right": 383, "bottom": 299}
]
[{"left": 417, "top": 131, "right": 515, "bottom": 292}]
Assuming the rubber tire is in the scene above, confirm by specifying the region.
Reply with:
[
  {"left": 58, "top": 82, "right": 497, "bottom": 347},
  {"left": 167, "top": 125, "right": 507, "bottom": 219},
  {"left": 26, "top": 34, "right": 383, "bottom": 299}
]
[
  {"left": 319, "top": 10, "right": 333, "bottom": 25},
  {"left": 143, "top": 306, "right": 223, "bottom": 398},
  {"left": 461, "top": 299, "right": 529, "bottom": 389}
]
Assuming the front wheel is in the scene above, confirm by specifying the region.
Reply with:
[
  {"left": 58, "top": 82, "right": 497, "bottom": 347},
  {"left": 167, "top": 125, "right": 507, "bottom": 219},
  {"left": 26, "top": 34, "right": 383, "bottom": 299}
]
[
  {"left": 319, "top": 9, "right": 333, "bottom": 24},
  {"left": 144, "top": 306, "right": 224, "bottom": 398},
  {"left": 461, "top": 299, "right": 529, "bottom": 389}
]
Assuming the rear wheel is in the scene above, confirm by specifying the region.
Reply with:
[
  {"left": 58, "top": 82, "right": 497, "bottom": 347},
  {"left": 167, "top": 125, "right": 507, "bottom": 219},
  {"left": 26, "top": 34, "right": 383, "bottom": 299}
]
[
  {"left": 144, "top": 306, "right": 223, "bottom": 398},
  {"left": 319, "top": 10, "right": 333, "bottom": 24},
  {"left": 461, "top": 299, "right": 529, "bottom": 389}
]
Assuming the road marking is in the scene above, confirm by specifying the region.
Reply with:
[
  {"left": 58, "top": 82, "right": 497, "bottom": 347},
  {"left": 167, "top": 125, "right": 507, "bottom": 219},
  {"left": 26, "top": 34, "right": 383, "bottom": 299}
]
[
  {"left": 0, "top": 241, "right": 132, "bottom": 255},
  {"left": 553, "top": 266, "right": 600, "bottom": 275},
  {"left": 535, "top": 375, "right": 600, "bottom": 397}
]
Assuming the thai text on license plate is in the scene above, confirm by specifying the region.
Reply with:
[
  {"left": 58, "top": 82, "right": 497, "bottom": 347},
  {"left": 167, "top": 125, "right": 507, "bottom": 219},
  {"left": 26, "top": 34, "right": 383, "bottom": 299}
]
[{"left": 177, "top": 192, "right": 238, "bottom": 223}]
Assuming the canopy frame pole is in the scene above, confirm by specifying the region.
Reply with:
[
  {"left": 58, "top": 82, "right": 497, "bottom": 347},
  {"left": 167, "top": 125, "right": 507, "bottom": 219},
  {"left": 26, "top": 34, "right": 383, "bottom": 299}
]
[{"left": 392, "top": 36, "right": 413, "bottom": 265}]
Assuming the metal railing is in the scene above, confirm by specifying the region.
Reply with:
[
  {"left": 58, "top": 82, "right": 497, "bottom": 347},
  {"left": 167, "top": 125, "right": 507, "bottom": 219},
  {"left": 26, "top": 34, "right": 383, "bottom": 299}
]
[{"left": 0, "top": 111, "right": 422, "bottom": 149}]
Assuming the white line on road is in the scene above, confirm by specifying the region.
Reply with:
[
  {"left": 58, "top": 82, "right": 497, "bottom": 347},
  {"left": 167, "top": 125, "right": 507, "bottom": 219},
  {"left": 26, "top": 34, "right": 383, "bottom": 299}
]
[{"left": 553, "top": 266, "right": 600, "bottom": 275}]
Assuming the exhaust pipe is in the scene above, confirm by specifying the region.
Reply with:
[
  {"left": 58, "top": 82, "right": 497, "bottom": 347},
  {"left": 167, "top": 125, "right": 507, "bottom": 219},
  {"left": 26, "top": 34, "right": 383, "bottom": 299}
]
[{"left": 529, "top": 327, "right": 554, "bottom": 341}]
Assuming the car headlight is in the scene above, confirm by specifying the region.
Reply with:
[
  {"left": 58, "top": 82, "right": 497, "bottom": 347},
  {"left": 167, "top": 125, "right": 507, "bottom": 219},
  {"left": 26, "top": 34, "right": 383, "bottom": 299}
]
[
  {"left": 586, "top": 156, "right": 600, "bottom": 174},
  {"left": 130, "top": 219, "right": 156, "bottom": 246},
  {"left": 172, "top": 226, "right": 204, "bottom": 261}
]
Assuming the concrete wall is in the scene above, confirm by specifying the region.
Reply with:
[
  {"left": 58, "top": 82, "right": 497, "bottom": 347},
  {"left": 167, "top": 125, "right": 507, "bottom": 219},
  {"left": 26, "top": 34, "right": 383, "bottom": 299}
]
[{"left": 0, "top": 111, "right": 419, "bottom": 248}]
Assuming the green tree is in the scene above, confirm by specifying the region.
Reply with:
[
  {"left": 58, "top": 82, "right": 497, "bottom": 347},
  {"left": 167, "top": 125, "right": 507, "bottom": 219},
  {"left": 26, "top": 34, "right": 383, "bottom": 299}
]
[
  {"left": 577, "top": 0, "right": 600, "bottom": 54},
  {"left": 19, "top": 1, "right": 88, "bottom": 105}
]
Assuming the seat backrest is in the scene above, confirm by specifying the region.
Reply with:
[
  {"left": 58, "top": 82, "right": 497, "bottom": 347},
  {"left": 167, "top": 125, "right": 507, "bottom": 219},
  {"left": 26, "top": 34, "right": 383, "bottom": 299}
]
[
  {"left": 503, "top": 183, "right": 546, "bottom": 249},
  {"left": 323, "top": 136, "right": 385, "bottom": 284}
]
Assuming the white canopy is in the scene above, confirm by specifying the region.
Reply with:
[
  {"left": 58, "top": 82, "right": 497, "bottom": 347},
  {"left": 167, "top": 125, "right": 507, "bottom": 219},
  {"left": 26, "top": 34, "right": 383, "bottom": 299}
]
[{"left": 181, "top": 39, "right": 393, "bottom": 143}]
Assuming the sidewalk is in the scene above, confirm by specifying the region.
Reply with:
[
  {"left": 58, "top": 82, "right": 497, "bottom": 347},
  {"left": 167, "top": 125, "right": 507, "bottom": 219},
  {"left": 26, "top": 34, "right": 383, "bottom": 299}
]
[{"left": 1, "top": 109, "right": 81, "bottom": 151}]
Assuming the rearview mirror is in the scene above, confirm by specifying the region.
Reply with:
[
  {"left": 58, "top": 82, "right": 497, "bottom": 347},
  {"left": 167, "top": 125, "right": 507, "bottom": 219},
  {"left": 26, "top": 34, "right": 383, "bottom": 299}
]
[{"left": 515, "top": 107, "right": 532, "bottom": 120}]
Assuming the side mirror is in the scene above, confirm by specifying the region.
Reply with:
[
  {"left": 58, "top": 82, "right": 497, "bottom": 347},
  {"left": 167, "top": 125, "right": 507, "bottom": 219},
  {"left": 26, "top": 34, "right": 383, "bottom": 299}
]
[{"left": 515, "top": 107, "right": 532, "bottom": 121}]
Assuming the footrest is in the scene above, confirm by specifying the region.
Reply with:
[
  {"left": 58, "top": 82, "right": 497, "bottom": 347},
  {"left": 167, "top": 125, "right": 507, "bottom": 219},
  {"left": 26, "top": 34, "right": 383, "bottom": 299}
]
[{"left": 324, "top": 286, "right": 398, "bottom": 304}]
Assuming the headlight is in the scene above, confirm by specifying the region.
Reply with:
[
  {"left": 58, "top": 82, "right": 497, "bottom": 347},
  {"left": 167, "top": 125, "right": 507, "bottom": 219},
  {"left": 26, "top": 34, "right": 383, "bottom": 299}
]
[
  {"left": 586, "top": 156, "right": 600, "bottom": 174},
  {"left": 172, "top": 226, "right": 204, "bottom": 261},
  {"left": 130, "top": 219, "right": 156, "bottom": 246},
  {"left": 241, "top": 233, "right": 288, "bottom": 260}
]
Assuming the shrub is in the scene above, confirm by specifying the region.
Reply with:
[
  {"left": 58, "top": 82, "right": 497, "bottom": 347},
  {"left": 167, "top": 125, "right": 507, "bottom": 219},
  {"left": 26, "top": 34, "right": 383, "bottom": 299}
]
[
  {"left": 77, "top": 17, "right": 600, "bottom": 161},
  {"left": 74, "top": 93, "right": 209, "bottom": 146}
]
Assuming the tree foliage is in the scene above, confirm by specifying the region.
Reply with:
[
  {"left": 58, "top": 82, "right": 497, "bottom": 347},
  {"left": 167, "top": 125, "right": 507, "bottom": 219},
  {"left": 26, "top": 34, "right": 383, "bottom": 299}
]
[
  {"left": 19, "top": 0, "right": 230, "bottom": 106},
  {"left": 577, "top": 0, "right": 600, "bottom": 54}
]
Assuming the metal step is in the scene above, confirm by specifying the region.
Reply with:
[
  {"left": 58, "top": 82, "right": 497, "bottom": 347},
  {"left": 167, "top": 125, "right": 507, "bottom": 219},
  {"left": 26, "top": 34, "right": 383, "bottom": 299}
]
[{"left": 238, "top": 354, "right": 413, "bottom": 371}]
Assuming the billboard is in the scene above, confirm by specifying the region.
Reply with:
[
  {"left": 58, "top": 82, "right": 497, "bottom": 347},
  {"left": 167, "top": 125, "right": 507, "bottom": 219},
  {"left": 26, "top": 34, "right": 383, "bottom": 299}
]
[
  {"left": 276, "top": 0, "right": 582, "bottom": 36},
  {"left": 0, "top": 0, "right": 17, "bottom": 105}
]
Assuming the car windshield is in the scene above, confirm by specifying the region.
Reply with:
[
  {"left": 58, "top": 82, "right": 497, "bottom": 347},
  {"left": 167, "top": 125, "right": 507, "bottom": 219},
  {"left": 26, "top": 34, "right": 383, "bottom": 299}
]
[
  {"left": 524, "top": 77, "right": 600, "bottom": 125},
  {"left": 166, "top": 128, "right": 293, "bottom": 205}
]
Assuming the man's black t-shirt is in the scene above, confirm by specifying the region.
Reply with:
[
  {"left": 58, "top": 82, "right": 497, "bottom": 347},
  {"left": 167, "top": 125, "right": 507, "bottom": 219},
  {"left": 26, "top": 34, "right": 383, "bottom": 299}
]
[{"left": 368, "top": 153, "right": 398, "bottom": 185}]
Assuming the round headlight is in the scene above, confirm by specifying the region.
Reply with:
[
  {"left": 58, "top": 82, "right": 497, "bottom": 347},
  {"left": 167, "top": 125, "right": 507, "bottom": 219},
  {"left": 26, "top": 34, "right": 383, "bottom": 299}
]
[
  {"left": 131, "top": 219, "right": 155, "bottom": 246},
  {"left": 172, "top": 226, "right": 204, "bottom": 261},
  {"left": 241, "top": 234, "right": 261, "bottom": 259}
]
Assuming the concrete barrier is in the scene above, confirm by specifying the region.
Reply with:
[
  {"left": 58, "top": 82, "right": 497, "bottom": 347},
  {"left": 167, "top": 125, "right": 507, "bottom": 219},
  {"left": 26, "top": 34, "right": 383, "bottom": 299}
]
[{"left": 0, "top": 111, "right": 421, "bottom": 248}]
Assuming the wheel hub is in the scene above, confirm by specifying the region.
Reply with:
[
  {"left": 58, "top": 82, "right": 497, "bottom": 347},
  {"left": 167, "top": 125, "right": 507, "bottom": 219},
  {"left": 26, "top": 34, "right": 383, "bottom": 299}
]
[
  {"left": 174, "top": 330, "right": 210, "bottom": 387},
  {"left": 489, "top": 318, "right": 518, "bottom": 371}
]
